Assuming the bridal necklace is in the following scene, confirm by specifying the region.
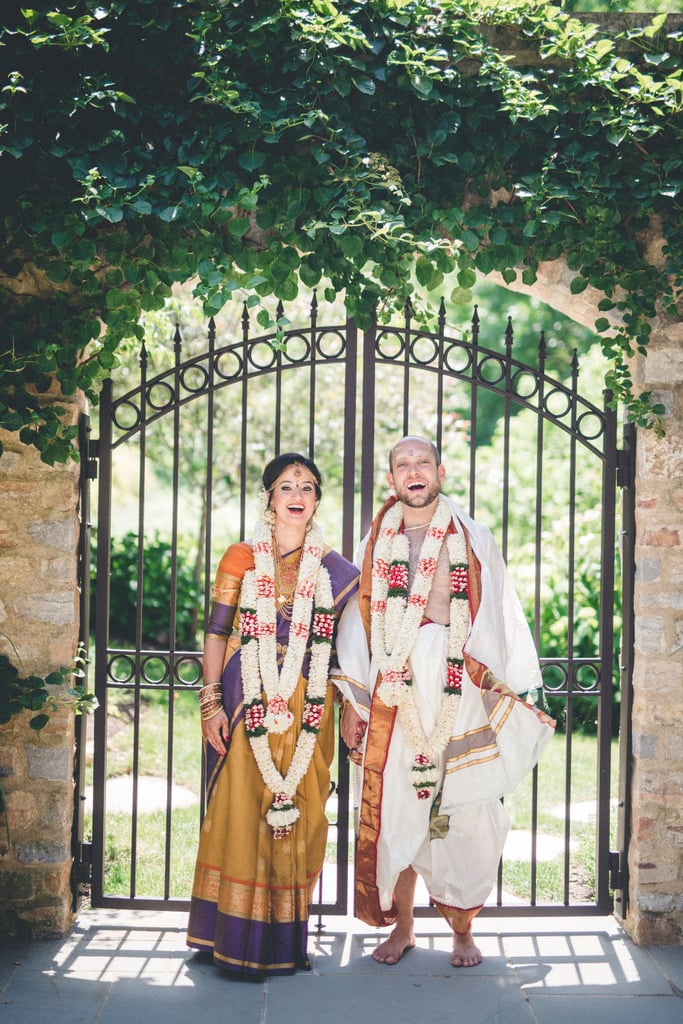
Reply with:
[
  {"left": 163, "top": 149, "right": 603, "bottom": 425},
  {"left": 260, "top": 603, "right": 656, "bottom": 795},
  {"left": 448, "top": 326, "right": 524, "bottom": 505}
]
[{"left": 240, "top": 518, "right": 335, "bottom": 837}]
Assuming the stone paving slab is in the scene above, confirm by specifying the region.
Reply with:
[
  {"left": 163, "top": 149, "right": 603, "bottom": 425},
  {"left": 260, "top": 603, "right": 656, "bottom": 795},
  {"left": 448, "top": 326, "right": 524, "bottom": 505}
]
[{"left": 0, "top": 909, "right": 681, "bottom": 1024}]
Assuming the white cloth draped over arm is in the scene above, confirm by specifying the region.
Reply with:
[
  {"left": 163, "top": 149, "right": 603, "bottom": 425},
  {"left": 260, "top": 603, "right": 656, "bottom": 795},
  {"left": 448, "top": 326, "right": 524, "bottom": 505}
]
[{"left": 446, "top": 497, "right": 543, "bottom": 696}]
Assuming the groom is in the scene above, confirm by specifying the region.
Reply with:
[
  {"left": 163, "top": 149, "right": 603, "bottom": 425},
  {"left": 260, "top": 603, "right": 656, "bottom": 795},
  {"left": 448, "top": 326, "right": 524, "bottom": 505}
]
[{"left": 334, "top": 436, "right": 554, "bottom": 967}]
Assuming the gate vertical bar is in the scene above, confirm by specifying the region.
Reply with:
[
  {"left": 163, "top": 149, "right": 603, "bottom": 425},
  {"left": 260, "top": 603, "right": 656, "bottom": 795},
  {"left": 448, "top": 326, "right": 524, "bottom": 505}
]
[
  {"left": 72, "top": 413, "right": 94, "bottom": 908},
  {"left": 308, "top": 294, "right": 318, "bottom": 457},
  {"left": 342, "top": 319, "right": 359, "bottom": 561},
  {"left": 200, "top": 318, "right": 218, "bottom": 819},
  {"left": 500, "top": 317, "right": 514, "bottom": 560},
  {"left": 614, "top": 420, "right": 636, "bottom": 919},
  {"left": 92, "top": 379, "right": 114, "bottom": 905},
  {"left": 162, "top": 325, "right": 184, "bottom": 899},
  {"left": 273, "top": 300, "right": 284, "bottom": 455},
  {"left": 239, "top": 304, "right": 250, "bottom": 537},
  {"left": 560, "top": 351, "right": 579, "bottom": 905},
  {"left": 530, "top": 331, "right": 547, "bottom": 906},
  {"left": 402, "top": 300, "right": 412, "bottom": 433},
  {"left": 128, "top": 341, "right": 149, "bottom": 898},
  {"left": 468, "top": 307, "right": 480, "bottom": 517},
  {"left": 435, "top": 299, "right": 446, "bottom": 457},
  {"left": 360, "top": 312, "right": 377, "bottom": 534},
  {"left": 596, "top": 392, "right": 618, "bottom": 910},
  {"left": 494, "top": 316, "right": 514, "bottom": 905}
]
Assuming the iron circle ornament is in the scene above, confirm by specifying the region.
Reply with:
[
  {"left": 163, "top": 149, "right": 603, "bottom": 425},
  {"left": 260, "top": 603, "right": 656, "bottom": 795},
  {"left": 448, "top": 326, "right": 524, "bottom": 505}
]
[
  {"left": 543, "top": 387, "right": 572, "bottom": 420},
  {"left": 476, "top": 354, "right": 506, "bottom": 386},
  {"left": 112, "top": 399, "right": 142, "bottom": 433},
  {"left": 443, "top": 340, "right": 473, "bottom": 375},
  {"left": 107, "top": 653, "right": 136, "bottom": 684},
  {"left": 511, "top": 368, "right": 540, "bottom": 402},
  {"left": 410, "top": 334, "right": 439, "bottom": 366},
  {"left": 574, "top": 662, "right": 601, "bottom": 692},
  {"left": 281, "top": 333, "right": 310, "bottom": 364},
  {"left": 146, "top": 379, "right": 176, "bottom": 412},
  {"left": 180, "top": 362, "right": 210, "bottom": 394},
  {"left": 248, "top": 340, "right": 279, "bottom": 370},
  {"left": 174, "top": 656, "right": 203, "bottom": 686},
  {"left": 540, "top": 661, "right": 569, "bottom": 694},
  {"left": 141, "top": 655, "right": 170, "bottom": 685},
  {"left": 376, "top": 329, "right": 405, "bottom": 360},
  {"left": 317, "top": 329, "right": 346, "bottom": 360},
  {"left": 576, "top": 410, "right": 605, "bottom": 442},
  {"left": 214, "top": 348, "right": 243, "bottom": 381}
]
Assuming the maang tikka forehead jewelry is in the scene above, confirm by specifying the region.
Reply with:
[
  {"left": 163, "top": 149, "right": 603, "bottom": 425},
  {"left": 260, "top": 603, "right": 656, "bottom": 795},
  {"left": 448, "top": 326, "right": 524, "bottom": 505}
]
[{"left": 271, "top": 463, "right": 317, "bottom": 490}]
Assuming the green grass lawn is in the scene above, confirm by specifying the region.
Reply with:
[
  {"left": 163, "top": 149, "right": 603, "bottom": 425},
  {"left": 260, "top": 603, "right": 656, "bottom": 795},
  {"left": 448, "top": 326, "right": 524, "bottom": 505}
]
[{"left": 501, "top": 730, "right": 618, "bottom": 904}]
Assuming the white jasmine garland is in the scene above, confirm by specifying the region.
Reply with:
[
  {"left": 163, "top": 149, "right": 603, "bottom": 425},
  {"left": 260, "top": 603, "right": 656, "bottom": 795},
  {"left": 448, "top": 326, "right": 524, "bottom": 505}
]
[
  {"left": 370, "top": 496, "right": 470, "bottom": 795},
  {"left": 240, "top": 519, "right": 336, "bottom": 837}
]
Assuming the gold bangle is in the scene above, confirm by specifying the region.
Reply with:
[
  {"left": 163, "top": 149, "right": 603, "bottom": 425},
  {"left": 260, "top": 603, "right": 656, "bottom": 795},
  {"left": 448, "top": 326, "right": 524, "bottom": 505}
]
[
  {"left": 198, "top": 682, "right": 222, "bottom": 702},
  {"left": 198, "top": 696, "right": 223, "bottom": 711},
  {"left": 200, "top": 704, "right": 225, "bottom": 723}
]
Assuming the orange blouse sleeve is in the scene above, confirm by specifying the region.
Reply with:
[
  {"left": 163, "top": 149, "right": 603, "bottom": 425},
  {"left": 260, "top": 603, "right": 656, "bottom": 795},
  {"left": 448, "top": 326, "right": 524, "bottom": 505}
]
[
  {"left": 206, "top": 542, "right": 254, "bottom": 643},
  {"left": 210, "top": 542, "right": 254, "bottom": 605},
  {"left": 215, "top": 541, "right": 254, "bottom": 580}
]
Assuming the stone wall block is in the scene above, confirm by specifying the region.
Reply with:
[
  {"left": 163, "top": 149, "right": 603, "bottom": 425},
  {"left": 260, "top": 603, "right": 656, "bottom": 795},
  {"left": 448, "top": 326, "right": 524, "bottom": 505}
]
[
  {"left": 16, "top": 841, "right": 70, "bottom": 865},
  {"left": 634, "top": 616, "right": 664, "bottom": 655},
  {"left": 26, "top": 745, "right": 72, "bottom": 782},
  {"left": 3, "top": 790, "right": 38, "bottom": 831},
  {"left": 41, "top": 789, "right": 74, "bottom": 834},
  {"left": 636, "top": 558, "right": 661, "bottom": 582},
  {"left": 633, "top": 858, "right": 679, "bottom": 884},
  {"left": 26, "top": 519, "right": 76, "bottom": 553},
  {"left": 0, "top": 745, "right": 15, "bottom": 779},
  {"left": 635, "top": 768, "right": 683, "bottom": 798},
  {"left": 632, "top": 733, "right": 658, "bottom": 760},
  {"left": 638, "top": 430, "right": 683, "bottom": 483},
  {"left": 0, "top": 870, "right": 34, "bottom": 901},
  {"left": 14, "top": 593, "right": 76, "bottom": 626}
]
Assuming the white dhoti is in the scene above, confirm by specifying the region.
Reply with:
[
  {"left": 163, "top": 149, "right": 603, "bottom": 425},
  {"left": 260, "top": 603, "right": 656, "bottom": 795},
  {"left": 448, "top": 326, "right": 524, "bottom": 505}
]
[{"left": 373, "top": 624, "right": 509, "bottom": 915}]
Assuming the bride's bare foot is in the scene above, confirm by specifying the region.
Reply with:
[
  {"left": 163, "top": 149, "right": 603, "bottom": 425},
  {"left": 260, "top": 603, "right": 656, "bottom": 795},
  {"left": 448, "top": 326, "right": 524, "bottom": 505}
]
[
  {"left": 451, "top": 931, "right": 482, "bottom": 968},
  {"left": 372, "top": 927, "right": 416, "bottom": 965}
]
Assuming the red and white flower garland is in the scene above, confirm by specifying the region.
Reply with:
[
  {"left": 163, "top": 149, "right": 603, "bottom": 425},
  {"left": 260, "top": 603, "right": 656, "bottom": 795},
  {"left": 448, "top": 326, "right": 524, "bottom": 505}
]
[
  {"left": 370, "top": 496, "right": 470, "bottom": 798},
  {"left": 240, "top": 520, "right": 335, "bottom": 837}
]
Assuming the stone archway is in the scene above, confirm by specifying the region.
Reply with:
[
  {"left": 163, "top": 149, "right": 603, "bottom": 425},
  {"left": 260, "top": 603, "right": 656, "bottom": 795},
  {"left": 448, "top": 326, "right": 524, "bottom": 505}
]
[{"left": 1, "top": 241, "right": 682, "bottom": 941}]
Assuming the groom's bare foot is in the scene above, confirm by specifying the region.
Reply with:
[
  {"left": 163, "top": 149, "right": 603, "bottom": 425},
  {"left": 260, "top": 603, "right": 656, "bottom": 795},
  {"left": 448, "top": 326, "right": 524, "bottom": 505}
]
[
  {"left": 451, "top": 931, "right": 482, "bottom": 967},
  {"left": 372, "top": 927, "right": 416, "bottom": 965}
]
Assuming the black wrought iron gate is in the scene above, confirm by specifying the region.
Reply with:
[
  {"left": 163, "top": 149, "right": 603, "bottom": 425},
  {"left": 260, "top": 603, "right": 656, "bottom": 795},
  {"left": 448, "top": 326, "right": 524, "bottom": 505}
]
[{"left": 76, "top": 297, "right": 635, "bottom": 917}]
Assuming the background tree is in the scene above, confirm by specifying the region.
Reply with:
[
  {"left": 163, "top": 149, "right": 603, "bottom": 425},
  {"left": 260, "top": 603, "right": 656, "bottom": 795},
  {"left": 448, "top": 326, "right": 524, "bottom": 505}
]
[{"left": 1, "top": 1, "right": 681, "bottom": 463}]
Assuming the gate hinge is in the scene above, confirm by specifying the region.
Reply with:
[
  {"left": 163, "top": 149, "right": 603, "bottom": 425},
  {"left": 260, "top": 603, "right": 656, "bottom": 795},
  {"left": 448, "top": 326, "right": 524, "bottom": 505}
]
[
  {"left": 616, "top": 447, "right": 632, "bottom": 489},
  {"left": 609, "top": 849, "right": 624, "bottom": 891},
  {"left": 85, "top": 438, "right": 100, "bottom": 481},
  {"left": 76, "top": 841, "right": 93, "bottom": 884}
]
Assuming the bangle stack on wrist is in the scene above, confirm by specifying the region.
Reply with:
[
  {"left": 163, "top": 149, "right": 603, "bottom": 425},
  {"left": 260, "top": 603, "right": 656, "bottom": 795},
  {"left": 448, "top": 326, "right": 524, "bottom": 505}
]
[{"left": 198, "top": 681, "right": 223, "bottom": 721}]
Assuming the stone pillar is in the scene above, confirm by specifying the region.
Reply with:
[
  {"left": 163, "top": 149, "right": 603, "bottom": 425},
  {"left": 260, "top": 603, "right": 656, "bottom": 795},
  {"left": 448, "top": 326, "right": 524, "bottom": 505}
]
[
  {"left": 627, "top": 319, "right": 683, "bottom": 944},
  {"left": 0, "top": 389, "right": 84, "bottom": 937},
  {"left": 491, "top": 260, "right": 683, "bottom": 944}
]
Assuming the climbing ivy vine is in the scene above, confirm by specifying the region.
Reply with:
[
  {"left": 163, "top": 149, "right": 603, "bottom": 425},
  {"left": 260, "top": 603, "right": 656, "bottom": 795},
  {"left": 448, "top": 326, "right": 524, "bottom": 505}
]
[{"left": 1, "top": 0, "right": 681, "bottom": 461}]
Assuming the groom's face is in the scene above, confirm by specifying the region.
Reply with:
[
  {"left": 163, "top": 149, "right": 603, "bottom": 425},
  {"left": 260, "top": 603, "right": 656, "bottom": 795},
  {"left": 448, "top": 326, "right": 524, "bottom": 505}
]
[{"left": 388, "top": 440, "right": 445, "bottom": 509}]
